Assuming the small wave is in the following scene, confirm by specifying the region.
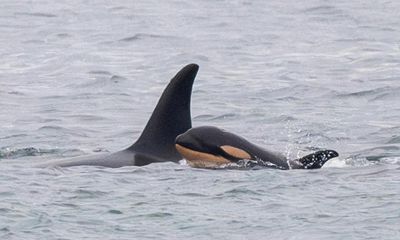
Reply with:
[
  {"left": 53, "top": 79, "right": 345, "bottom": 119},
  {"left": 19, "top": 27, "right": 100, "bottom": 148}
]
[
  {"left": 135, "top": 212, "right": 174, "bottom": 218},
  {"left": 276, "top": 96, "right": 300, "bottom": 101},
  {"left": 301, "top": 5, "right": 354, "bottom": 23},
  {"left": 0, "top": 134, "right": 28, "bottom": 140},
  {"left": 108, "top": 209, "right": 123, "bottom": 214},
  {"left": 56, "top": 33, "right": 71, "bottom": 38},
  {"left": 7, "top": 91, "right": 25, "bottom": 96},
  {"left": 71, "top": 189, "right": 109, "bottom": 199},
  {"left": 38, "top": 125, "right": 66, "bottom": 131},
  {"left": 302, "top": 5, "right": 337, "bottom": 14},
  {"left": 37, "top": 125, "right": 89, "bottom": 137},
  {"left": 0, "top": 147, "right": 57, "bottom": 159},
  {"left": 371, "top": 87, "right": 400, "bottom": 101},
  {"left": 218, "top": 187, "right": 262, "bottom": 196},
  {"left": 119, "top": 33, "right": 175, "bottom": 42},
  {"left": 365, "top": 146, "right": 400, "bottom": 161},
  {"left": 381, "top": 157, "right": 400, "bottom": 165},
  {"left": 269, "top": 115, "right": 297, "bottom": 122},
  {"left": 0, "top": 147, "right": 85, "bottom": 160},
  {"left": 110, "top": 75, "right": 127, "bottom": 83},
  {"left": 175, "top": 192, "right": 208, "bottom": 197},
  {"left": 337, "top": 86, "right": 400, "bottom": 102},
  {"left": 338, "top": 88, "right": 382, "bottom": 98},
  {"left": 88, "top": 70, "right": 112, "bottom": 75},
  {"left": 191, "top": 113, "right": 239, "bottom": 121},
  {"left": 66, "top": 114, "right": 108, "bottom": 122},
  {"left": 346, "top": 145, "right": 400, "bottom": 166},
  {"left": 387, "top": 135, "right": 400, "bottom": 144},
  {"left": 193, "top": 114, "right": 214, "bottom": 120},
  {"left": 15, "top": 12, "right": 57, "bottom": 18},
  {"left": 211, "top": 113, "right": 237, "bottom": 120},
  {"left": 39, "top": 95, "right": 66, "bottom": 100}
]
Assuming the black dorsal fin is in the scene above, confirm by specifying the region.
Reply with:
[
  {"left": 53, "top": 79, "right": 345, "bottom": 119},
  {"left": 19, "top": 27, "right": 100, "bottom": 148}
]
[
  {"left": 297, "top": 150, "right": 339, "bottom": 169},
  {"left": 129, "top": 64, "right": 199, "bottom": 161}
]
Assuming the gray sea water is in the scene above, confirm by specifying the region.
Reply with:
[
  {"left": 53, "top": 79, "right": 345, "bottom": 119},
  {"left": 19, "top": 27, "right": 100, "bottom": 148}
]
[{"left": 1, "top": 0, "right": 400, "bottom": 239}]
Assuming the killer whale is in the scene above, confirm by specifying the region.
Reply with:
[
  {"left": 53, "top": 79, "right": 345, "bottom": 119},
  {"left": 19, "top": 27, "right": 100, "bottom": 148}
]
[
  {"left": 175, "top": 126, "right": 339, "bottom": 169},
  {"left": 37, "top": 63, "right": 199, "bottom": 168}
]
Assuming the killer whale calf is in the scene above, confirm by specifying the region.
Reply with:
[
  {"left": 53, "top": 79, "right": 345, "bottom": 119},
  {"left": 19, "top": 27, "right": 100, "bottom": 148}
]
[
  {"left": 175, "top": 126, "right": 339, "bottom": 169},
  {"left": 37, "top": 63, "right": 199, "bottom": 168}
]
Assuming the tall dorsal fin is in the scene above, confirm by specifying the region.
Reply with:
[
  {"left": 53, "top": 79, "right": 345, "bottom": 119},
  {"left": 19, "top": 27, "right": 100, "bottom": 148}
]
[{"left": 129, "top": 64, "right": 199, "bottom": 161}]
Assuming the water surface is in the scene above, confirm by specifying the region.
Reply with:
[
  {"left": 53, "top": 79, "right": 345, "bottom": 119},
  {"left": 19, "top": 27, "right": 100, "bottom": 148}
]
[{"left": 1, "top": 0, "right": 399, "bottom": 239}]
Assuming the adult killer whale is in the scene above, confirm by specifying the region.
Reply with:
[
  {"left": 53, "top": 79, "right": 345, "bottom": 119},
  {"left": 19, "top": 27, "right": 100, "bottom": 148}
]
[
  {"left": 37, "top": 63, "right": 199, "bottom": 168},
  {"left": 175, "top": 126, "right": 339, "bottom": 169}
]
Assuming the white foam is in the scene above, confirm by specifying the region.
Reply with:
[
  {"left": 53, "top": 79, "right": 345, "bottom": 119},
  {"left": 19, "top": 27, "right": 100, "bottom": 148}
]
[
  {"left": 381, "top": 157, "right": 400, "bottom": 165},
  {"left": 322, "top": 158, "right": 348, "bottom": 168}
]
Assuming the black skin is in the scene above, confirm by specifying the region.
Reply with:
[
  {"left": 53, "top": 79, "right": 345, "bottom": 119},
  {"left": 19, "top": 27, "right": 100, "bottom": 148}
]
[
  {"left": 37, "top": 64, "right": 199, "bottom": 168},
  {"left": 176, "top": 126, "right": 339, "bottom": 170}
]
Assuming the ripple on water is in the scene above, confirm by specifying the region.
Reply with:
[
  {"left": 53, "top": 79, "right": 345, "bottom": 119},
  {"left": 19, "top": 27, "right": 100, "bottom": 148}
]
[
  {"left": 108, "top": 209, "right": 123, "bottom": 214},
  {"left": 0, "top": 147, "right": 59, "bottom": 159},
  {"left": 118, "top": 33, "right": 177, "bottom": 42},
  {"left": 15, "top": 12, "right": 57, "bottom": 18}
]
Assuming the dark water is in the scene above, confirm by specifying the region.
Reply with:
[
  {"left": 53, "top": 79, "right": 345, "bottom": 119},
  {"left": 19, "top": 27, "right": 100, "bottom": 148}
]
[{"left": 1, "top": 1, "right": 399, "bottom": 239}]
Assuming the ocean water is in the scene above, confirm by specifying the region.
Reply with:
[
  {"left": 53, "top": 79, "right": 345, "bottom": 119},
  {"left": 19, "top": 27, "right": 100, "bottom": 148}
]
[{"left": 1, "top": 0, "right": 399, "bottom": 239}]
